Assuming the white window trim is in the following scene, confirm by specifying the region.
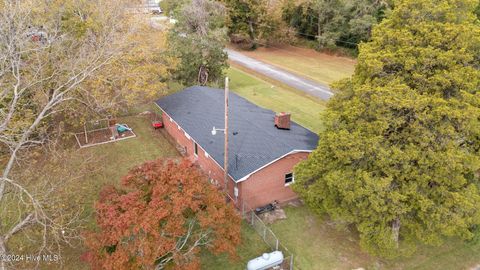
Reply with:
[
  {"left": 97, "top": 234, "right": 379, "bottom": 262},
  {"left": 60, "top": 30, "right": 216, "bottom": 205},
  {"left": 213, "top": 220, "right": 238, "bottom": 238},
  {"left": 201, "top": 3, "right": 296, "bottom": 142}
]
[
  {"left": 193, "top": 142, "right": 198, "bottom": 157},
  {"left": 236, "top": 150, "right": 312, "bottom": 183},
  {"left": 284, "top": 172, "right": 295, "bottom": 186}
]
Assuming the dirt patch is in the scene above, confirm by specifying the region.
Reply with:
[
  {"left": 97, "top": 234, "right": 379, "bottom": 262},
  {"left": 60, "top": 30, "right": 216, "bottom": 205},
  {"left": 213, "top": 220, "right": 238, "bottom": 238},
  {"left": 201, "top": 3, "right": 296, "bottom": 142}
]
[{"left": 260, "top": 208, "right": 287, "bottom": 224}]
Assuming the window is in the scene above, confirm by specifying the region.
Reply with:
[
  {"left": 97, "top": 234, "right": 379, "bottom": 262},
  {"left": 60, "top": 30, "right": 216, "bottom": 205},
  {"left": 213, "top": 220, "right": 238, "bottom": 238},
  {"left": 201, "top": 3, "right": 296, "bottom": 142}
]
[
  {"left": 194, "top": 142, "right": 198, "bottom": 156},
  {"left": 285, "top": 173, "right": 294, "bottom": 186}
]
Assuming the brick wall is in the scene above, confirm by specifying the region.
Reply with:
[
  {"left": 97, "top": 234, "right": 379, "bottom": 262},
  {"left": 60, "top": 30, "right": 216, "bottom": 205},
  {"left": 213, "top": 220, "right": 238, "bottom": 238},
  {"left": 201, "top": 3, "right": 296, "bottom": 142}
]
[
  {"left": 239, "top": 152, "right": 309, "bottom": 209},
  {"left": 159, "top": 108, "right": 309, "bottom": 209},
  {"left": 160, "top": 110, "right": 237, "bottom": 198}
]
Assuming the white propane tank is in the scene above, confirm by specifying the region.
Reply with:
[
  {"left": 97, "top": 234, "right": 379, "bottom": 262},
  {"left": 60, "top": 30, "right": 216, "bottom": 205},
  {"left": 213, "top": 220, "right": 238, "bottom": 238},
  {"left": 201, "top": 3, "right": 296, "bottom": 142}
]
[{"left": 247, "top": 251, "right": 284, "bottom": 270}]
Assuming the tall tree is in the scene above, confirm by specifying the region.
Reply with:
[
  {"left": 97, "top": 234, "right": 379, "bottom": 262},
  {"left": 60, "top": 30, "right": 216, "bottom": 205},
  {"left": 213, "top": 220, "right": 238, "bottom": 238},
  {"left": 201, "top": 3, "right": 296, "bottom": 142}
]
[
  {"left": 341, "top": 0, "right": 390, "bottom": 47},
  {"left": 84, "top": 159, "right": 241, "bottom": 270},
  {"left": 167, "top": 0, "right": 228, "bottom": 85},
  {"left": 282, "top": 0, "right": 390, "bottom": 49},
  {"left": 0, "top": 0, "right": 153, "bottom": 266},
  {"left": 294, "top": 0, "right": 480, "bottom": 258},
  {"left": 79, "top": 21, "right": 173, "bottom": 116},
  {"left": 282, "top": 0, "right": 319, "bottom": 40},
  {"left": 313, "top": 0, "right": 345, "bottom": 48},
  {"left": 220, "top": 0, "right": 280, "bottom": 49}
]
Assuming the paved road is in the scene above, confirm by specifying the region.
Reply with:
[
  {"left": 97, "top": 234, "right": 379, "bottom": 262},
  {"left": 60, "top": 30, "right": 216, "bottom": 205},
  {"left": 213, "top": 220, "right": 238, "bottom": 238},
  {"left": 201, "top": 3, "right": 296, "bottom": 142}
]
[{"left": 227, "top": 49, "right": 334, "bottom": 100}]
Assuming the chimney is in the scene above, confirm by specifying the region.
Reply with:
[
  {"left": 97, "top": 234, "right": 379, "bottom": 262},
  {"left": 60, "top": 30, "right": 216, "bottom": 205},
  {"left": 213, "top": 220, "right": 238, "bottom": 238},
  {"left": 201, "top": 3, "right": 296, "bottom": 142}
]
[{"left": 274, "top": 112, "right": 291, "bottom": 130}]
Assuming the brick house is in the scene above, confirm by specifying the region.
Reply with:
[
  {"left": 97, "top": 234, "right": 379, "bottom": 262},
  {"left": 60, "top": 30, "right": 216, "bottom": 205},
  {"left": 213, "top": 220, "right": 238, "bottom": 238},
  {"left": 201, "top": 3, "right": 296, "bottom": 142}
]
[{"left": 155, "top": 86, "right": 318, "bottom": 209}]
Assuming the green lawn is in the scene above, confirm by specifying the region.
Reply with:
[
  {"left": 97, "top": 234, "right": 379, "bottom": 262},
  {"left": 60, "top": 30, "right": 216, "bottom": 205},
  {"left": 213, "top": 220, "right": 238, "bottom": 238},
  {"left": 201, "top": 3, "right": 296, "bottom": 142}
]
[
  {"left": 270, "top": 205, "right": 480, "bottom": 270},
  {"left": 55, "top": 110, "right": 269, "bottom": 270},
  {"left": 79, "top": 113, "right": 180, "bottom": 223},
  {"left": 61, "top": 113, "right": 180, "bottom": 269},
  {"left": 234, "top": 45, "right": 356, "bottom": 86},
  {"left": 270, "top": 206, "right": 374, "bottom": 270},
  {"left": 201, "top": 223, "right": 271, "bottom": 270},
  {"left": 228, "top": 67, "right": 325, "bottom": 133}
]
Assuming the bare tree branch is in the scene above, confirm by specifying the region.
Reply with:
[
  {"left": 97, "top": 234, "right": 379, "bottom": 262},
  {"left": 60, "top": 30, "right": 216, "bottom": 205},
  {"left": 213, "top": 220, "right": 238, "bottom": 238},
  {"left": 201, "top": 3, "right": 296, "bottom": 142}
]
[{"left": 0, "top": 0, "right": 136, "bottom": 268}]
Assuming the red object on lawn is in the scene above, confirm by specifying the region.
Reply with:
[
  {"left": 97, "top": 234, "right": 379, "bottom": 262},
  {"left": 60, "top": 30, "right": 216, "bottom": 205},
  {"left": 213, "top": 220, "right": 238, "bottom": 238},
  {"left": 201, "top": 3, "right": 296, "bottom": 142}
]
[{"left": 152, "top": 121, "right": 164, "bottom": 129}]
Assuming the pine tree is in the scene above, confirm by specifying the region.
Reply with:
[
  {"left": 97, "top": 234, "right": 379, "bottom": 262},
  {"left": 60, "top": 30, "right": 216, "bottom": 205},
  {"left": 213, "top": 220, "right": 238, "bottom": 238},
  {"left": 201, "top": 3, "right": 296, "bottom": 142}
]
[{"left": 294, "top": 0, "right": 480, "bottom": 258}]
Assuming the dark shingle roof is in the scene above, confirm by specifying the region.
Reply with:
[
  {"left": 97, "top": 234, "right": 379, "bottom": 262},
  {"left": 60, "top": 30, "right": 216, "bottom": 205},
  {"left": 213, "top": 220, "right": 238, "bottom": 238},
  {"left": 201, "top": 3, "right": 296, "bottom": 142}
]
[{"left": 155, "top": 86, "right": 319, "bottom": 182}]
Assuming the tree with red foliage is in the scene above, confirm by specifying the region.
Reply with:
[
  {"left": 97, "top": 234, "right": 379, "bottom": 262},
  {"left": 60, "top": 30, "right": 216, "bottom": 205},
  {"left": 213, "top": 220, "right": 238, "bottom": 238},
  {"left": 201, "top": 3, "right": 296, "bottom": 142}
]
[{"left": 83, "top": 158, "right": 241, "bottom": 270}]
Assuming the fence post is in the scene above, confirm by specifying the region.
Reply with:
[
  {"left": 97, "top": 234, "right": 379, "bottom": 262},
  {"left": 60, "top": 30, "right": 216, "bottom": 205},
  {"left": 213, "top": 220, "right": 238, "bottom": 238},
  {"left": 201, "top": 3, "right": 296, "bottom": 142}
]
[
  {"left": 263, "top": 226, "right": 266, "bottom": 242},
  {"left": 275, "top": 239, "right": 279, "bottom": 251},
  {"left": 251, "top": 211, "right": 254, "bottom": 226},
  {"left": 290, "top": 254, "right": 294, "bottom": 270}
]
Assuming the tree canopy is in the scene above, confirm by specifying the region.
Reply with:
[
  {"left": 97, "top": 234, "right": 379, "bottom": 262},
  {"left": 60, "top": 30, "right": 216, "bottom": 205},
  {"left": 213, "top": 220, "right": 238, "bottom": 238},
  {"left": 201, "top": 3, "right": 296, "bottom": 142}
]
[
  {"left": 476, "top": 1, "right": 480, "bottom": 19},
  {"left": 0, "top": 0, "right": 174, "bottom": 265},
  {"left": 160, "top": 0, "right": 188, "bottom": 16},
  {"left": 84, "top": 159, "right": 241, "bottom": 269},
  {"left": 282, "top": 0, "right": 391, "bottom": 49},
  {"left": 80, "top": 22, "right": 173, "bottom": 116},
  {"left": 167, "top": 0, "right": 229, "bottom": 86},
  {"left": 220, "top": 0, "right": 284, "bottom": 48},
  {"left": 294, "top": 0, "right": 480, "bottom": 258}
]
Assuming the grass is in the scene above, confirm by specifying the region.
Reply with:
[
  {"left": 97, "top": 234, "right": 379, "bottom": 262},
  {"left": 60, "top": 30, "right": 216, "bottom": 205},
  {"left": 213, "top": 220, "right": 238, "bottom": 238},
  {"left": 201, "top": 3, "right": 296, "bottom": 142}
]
[
  {"left": 80, "top": 114, "right": 180, "bottom": 214},
  {"left": 384, "top": 239, "right": 480, "bottom": 270},
  {"left": 60, "top": 113, "right": 180, "bottom": 269},
  {"left": 269, "top": 205, "right": 480, "bottom": 270},
  {"left": 229, "top": 58, "right": 480, "bottom": 269},
  {"left": 270, "top": 206, "right": 374, "bottom": 270},
  {"left": 201, "top": 223, "right": 271, "bottom": 270},
  {"left": 227, "top": 67, "right": 325, "bottom": 133},
  {"left": 232, "top": 45, "right": 356, "bottom": 86},
  {"left": 53, "top": 109, "right": 270, "bottom": 270}
]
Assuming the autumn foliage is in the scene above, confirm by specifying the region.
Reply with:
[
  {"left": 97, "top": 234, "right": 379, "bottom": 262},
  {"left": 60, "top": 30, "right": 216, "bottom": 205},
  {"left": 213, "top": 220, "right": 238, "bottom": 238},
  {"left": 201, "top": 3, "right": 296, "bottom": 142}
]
[{"left": 83, "top": 158, "right": 241, "bottom": 270}]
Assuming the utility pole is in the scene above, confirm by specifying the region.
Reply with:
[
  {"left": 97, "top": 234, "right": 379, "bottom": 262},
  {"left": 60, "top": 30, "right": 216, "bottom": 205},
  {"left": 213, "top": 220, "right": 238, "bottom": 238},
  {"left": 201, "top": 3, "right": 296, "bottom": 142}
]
[{"left": 224, "top": 77, "right": 229, "bottom": 195}]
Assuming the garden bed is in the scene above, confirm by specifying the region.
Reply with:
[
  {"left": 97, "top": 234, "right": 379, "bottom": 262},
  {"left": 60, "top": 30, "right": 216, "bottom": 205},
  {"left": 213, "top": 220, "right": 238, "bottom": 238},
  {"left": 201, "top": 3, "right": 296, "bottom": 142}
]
[{"left": 74, "top": 125, "right": 136, "bottom": 148}]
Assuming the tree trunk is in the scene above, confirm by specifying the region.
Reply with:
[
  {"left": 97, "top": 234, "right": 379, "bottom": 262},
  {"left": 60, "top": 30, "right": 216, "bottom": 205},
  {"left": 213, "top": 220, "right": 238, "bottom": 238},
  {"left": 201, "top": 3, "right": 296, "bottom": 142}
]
[
  {"left": 392, "top": 217, "right": 401, "bottom": 248},
  {"left": 248, "top": 20, "right": 257, "bottom": 49},
  {"left": 197, "top": 65, "right": 209, "bottom": 85},
  {"left": 318, "top": 7, "right": 322, "bottom": 37}
]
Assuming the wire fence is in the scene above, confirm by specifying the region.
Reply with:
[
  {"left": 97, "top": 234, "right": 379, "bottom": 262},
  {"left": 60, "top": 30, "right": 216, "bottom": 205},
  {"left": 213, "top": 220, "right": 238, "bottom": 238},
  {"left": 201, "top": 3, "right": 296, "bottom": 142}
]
[
  {"left": 112, "top": 109, "right": 298, "bottom": 269},
  {"left": 238, "top": 199, "right": 296, "bottom": 270}
]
